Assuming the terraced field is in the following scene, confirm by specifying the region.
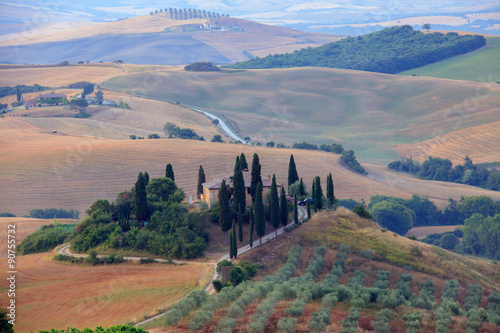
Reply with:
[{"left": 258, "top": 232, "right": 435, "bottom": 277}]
[
  {"left": 2, "top": 118, "right": 500, "bottom": 217},
  {"left": 394, "top": 120, "right": 500, "bottom": 164}
]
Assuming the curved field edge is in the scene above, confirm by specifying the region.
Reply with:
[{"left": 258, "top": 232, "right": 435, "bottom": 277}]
[{"left": 102, "top": 66, "right": 500, "bottom": 163}]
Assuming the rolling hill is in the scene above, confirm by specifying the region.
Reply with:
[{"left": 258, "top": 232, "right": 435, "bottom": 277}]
[
  {"left": 2, "top": 117, "right": 500, "bottom": 217},
  {"left": 399, "top": 36, "right": 500, "bottom": 83},
  {"left": 0, "top": 14, "right": 342, "bottom": 65},
  {"left": 103, "top": 66, "right": 500, "bottom": 164}
]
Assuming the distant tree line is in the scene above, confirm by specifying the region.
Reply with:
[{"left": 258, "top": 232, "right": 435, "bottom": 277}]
[
  {"left": 29, "top": 208, "right": 79, "bottom": 219},
  {"left": 184, "top": 62, "right": 221, "bottom": 72},
  {"left": 151, "top": 7, "right": 228, "bottom": 19},
  {"left": 163, "top": 122, "right": 204, "bottom": 140},
  {"left": 388, "top": 156, "right": 500, "bottom": 191},
  {"left": 0, "top": 84, "right": 46, "bottom": 99},
  {"left": 227, "top": 26, "right": 486, "bottom": 74}
]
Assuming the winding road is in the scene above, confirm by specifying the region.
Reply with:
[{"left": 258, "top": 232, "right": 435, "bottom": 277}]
[
  {"left": 190, "top": 107, "right": 247, "bottom": 144},
  {"left": 56, "top": 206, "right": 307, "bottom": 326}
]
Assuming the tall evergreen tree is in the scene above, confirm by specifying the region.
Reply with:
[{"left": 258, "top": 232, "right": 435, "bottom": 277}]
[
  {"left": 218, "top": 179, "right": 232, "bottom": 243},
  {"left": 254, "top": 183, "right": 265, "bottom": 245},
  {"left": 197, "top": 165, "right": 206, "bottom": 199},
  {"left": 229, "top": 223, "right": 234, "bottom": 259},
  {"left": 288, "top": 154, "right": 299, "bottom": 193},
  {"left": 250, "top": 153, "right": 262, "bottom": 202},
  {"left": 315, "top": 176, "right": 323, "bottom": 210},
  {"left": 233, "top": 156, "right": 246, "bottom": 213},
  {"left": 270, "top": 174, "right": 280, "bottom": 238},
  {"left": 249, "top": 206, "right": 254, "bottom": 248},
  {"left": 326, "top": 173, "right": 335, "bottom": 204},
  {"left": 134, "top": 172, "right": 149, "bottom": 223},
  {"left": 280, "top": 186, "right": 288, "bottom": 232},
  {"left": 232, "top": 220, "right": 238, "bottom": 258},
  {"left": 312, "top": 178, "right": 317, "bottom": 212},
  {"left": 165, "top": 163, "right": 175, "bottom": 181},
  {"left": 144, "top": 172, "right": 150, "bottom": 185},
  {"left": 294, "top": 194, "right": 299, "bottom": 224},
  {"left": 299, "top": 178, "right": 305, "bottom": 196},
  {"left": 238, "top": 212, "right": 243, "bottom": 242},
  {"left": 240, "top": 153, "right": 248, "bottom": 170},
  {"left": 16, "top": 85, "right": 22, "bottom": 102},
  {"left": 307, "top": 198, "right": 311, "bottom": 219}
]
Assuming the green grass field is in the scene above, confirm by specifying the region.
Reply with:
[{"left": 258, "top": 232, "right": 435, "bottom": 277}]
[
  {"left": 399, "top": 37, "right": 500, "bottom": 82},
  {"left": 103, "top": 66, "right": 500, "bottom": 163}
]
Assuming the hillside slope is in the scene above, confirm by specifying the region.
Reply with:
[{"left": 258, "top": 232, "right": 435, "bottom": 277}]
[
  {"left": 103, "top": 66, "right": 500, "bottom": 163},
  {"left": 2, "top": 118, "right": 500, "bottom": 216},
  {"left": 0, "top": 14, "right": 342, "bottom": 65}
]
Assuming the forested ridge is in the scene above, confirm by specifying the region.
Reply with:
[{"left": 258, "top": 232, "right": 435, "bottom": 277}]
[{"left": 227, "top": 26, "right": 486, "bottom": 74}]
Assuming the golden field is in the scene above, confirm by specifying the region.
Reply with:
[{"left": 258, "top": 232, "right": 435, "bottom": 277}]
[{"left": 2, "top": 117, "right": 500, "bottom": 217}]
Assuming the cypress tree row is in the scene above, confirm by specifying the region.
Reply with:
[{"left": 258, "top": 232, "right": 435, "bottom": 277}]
[
  {"left": 238, "top": 212, "right": 243, "bottom": 242},
  {"left": 254, "top": 183, "right": 265, "bottom": 245},
  {"left": 134, "top": 172, "right": 149, "bottom": 223},
  {"left": 270, "top": 174, "right": 280, "bottom": 238},
  {"left": 294, "top": 194, "right": 299, "bottom": 224},
  {"left": 250, "top": 153, "right": 262, "bottom": 202},
  {"left": 240, "top": 153, "right": 248, "bottom": 170},
  {"left": 280, "top": 186, "right": 288, "bottom": 232},
  {"left": 197, "top": 165, "right": 206, "bottom": 199},
  {"left": 249, "top": 207, "right": 254, "bottom": 248},
  {"left": 219, "top": 179, "right": 232, "bottom": 244},
  {"left": 233, "top": 157, "right": 246, "bottom": 214},
  {"left": 166, "top": 163, "right": 175, "bottom": 181},
  {"left": 288, "top": 154, "right": 299, "bottom": 193},
  {"left": 229, "top": 226, "right": 234, "bottom": 259},
  {"left": 232, "top": 220, "right": 238, "bottom": 259}
]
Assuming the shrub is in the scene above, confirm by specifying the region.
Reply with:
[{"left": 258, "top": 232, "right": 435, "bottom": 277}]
[
  {"left": 139, "top": 257, "right": 156, "bottom": 264},
  {"left": 371, "top": 308, "right": 394, "bottom": 333},
  {"left": 277, "top": 317, "right": 297, "bottom": 333},
  {"left": 86, "top": 250, "right": 99, "bottom": 265},
  {"left": 0, "top": 212, "right": 15, "bottom": 217},
  {"left": 341, "top": 307, "right": 360, "bottom": 333},
  {"left": 402, "top": 311, "right": 423, "bottom": 333},
  {"left": 360, "top": 249, "right": 373, "bottom": 260},
  {"left": 18, "top": 224, "right": 73, "bottom": 255}
]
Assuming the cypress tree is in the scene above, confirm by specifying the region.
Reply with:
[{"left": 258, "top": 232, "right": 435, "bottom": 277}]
[
  {"left": 134, "top": 172, "right": 149, "bottom": 223},
  {"left": 144, "top": 172, "right": 149, "bottom": 185},
  {"left": 250, "top": 153, "right": 262, "bottom": 202},
  {"left": 240, "top": 153, "right": 248, "bottom": 170},
  {"left": 232, "top": 220, "right": 238, "bottom": 259},
  {"left": 315, "top": 176, "right": 323, "bottom": 210},
  {"left": 229, "top": 223, "right": 234, "bottom": 259},
  {"left": 299, "top": 178, "right": 305, "bottom": 196},
  {"left": 233, "top": 156, "right": 246, "bottom": 213},
  {"left": 197, "top": 165, "right": 206, "bottom": 199},
  {"left": 238, "top": 212, "right": 243, "bottom": 242},
  {"left": 165, "top": 163, "right": 174, "bottom": 181},
  {"left": 249, "top": 206, "right": 254, "bottom": 248},
  {"left": 326, "top": 173, "right": 334, "bottom": 204},
  {"left": 218, "top": 179, "right": 232, "bottom": 244},
  {"left": 294, "top": 194, "right": 299, "bottom": 224},
  {"left": 288, "top": 154, "right": 299, "bottom": 193},
  {"left": 311, "top": 178, "right": 317, "bottom": 212},
  {"left": 280, "top": 185, "right": 288, "bottom": 232},
  {"left": 270, "top": 174, "right": 280, "bottom": 238},
  {"left": 16, "top": 85, "right": 22, "bottom": 102},
  {"left": 306, "top": 198, "right": 311, "bottom": 219},
  {"left": 254, "top": 183, "right": 265, "bottom": 245}
]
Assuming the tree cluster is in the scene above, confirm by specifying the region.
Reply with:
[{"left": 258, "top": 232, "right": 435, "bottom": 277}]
[
  {"left": 184, "top": 61, "right": 221, "bottom": 72},
  {"left": 228, "top": 26, "right": 486, "bottom": 74},
  {"left": 388, "top": 156, "right": 500, "bottom": 191},
  {"left": 153, "top": 7, "right": 228, "bottom": 20},
  {"left": 340, "top": 150, "right": 367, "bottom": 175},
  {"left": 29, "top": 208, "right": 79, "bottom": 219},
  {"left": 18, "top": 224, "right": 74, "bottom": 255},
  {"left": 163, "top": 122, "right": 204, "bottom": 140}
]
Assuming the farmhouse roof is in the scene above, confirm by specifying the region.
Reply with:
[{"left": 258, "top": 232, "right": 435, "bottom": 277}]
[
  {"left": 38, "top": 93, "right": 67, "bottom": 99},
  {"left": 202, "top": 170, "right": 277, "bottom": 190}
]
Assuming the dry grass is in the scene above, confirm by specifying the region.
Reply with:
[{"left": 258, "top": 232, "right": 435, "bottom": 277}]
[
  {"left": 407, "top": 225, "right": 462, "bottom": 239},
  {"left": 0, "top": 64, "right": 122, "bottom": 86},
  {"left": 0, "top": 14, "right": 206, "bottom": 47},
  {"left": 0, "top": 217, "right": 77, "bottom": 256},
  {"left": 0, "top": 252, "right": 212, "bottom": 333},
  {"left": 2, "top": 117, "right": 500, "bottom": 217},
  {"left": 394, "top": 120, "right": 500, "bottom": 164}
]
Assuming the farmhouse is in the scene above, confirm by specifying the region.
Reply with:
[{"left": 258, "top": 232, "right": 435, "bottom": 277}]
[
  {"left": 35, "top": 92, "right": 68, "bottom": 106},
  {"left": 201, "top": 170, "right": 281, "bottom": 206}
]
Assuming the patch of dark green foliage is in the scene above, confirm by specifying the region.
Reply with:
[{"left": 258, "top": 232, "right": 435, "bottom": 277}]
[
  {"left": 18, "top": 224, "right": 76, "bottom": 255},
  {"left": 29, "top": 208, "right": 79, "bottom": 219},
  {"left": 184, "top": 61, "right": 221, "bottom": 72},
  {"left": 0, "top": 84, "right": 46, "bottom": 99},
  {"left": 163, "top": 122, "right": 204, "bottom": 140},
  {"left": 227, "top": 26, "right": 486, "bottom": 74}
]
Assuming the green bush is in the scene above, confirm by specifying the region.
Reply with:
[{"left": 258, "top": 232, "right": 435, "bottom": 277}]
[{"left": 18, "top": 224, "right": 73, "bottom": 255}]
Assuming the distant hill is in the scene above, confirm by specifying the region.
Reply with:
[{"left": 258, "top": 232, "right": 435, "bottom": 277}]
[
  {"left": 227, "top": 26, "right": 486, "bottom": 74},
  {"left": 399, "top": 36, "right": 500, "bottom": 82},
  {"left": 0, "top": 14, "right": 342, "bottom": 65}
]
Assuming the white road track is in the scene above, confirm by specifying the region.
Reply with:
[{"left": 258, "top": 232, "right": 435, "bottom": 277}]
[
  {"left": 190, "top": 107, "right": 247, "bottom": 144},
  {"left": 56, "top": 206, "right": 307, "bottom": 327}
]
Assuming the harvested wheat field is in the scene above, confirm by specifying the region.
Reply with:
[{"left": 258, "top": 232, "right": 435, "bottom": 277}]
[
  {"left": 407, "top": 225, "right": 462, "bottom": 239},
  {"left": 0, "top": 64, "right": 123, "bottom": 86},
  {"left": 0, "top": 252, "right": 212, "bottom": 333},
  {"left": 2, "top": 118, "right": 500, "bottom": 216},
  {"left": 0, "top": 217, "right": 77, "bottom": 256},
  {"left": 394, "top": 120, "right": 500, "bottom": 164}
]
